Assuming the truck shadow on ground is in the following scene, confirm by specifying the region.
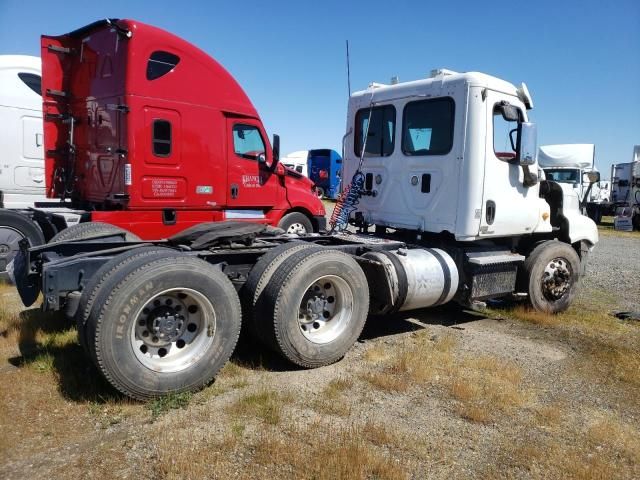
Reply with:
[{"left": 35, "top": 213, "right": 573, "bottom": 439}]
[
  {"left": 231, "top": 303, "right": 486, "bottom": 371},
  {"left": 6, "top": 303, "right": 487, "bottom": 402},
  {"left": 7, "top": 308, "right": 126, "bottom": 403}
]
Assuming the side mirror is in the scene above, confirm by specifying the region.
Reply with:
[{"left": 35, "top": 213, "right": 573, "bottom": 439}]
[
  {"left": 272, "top": 134, "right": 280, "bottom": 165},
  {"left": 583, "top": 171, "right": 600, "bottom": 184},
  {"left": 500, "top": 103, "right": 520, "bottom": 122},
  {"left": 517, "top": 122, "right": 537, "bottom": 166}
]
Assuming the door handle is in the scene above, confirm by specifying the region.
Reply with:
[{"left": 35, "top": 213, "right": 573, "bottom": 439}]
[
  {"left": 35, "top": 133, "right": 43, "bottom": 147},
  {"left": 230, "top": 184, "right": 239, "bottom": 199}
]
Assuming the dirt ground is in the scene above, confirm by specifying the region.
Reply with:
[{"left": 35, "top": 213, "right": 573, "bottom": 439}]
[{"left": 0, "top": 219, "right": 639, "bottom": 479}]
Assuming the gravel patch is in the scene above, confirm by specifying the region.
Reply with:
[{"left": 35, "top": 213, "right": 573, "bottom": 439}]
[{"left": 581, "top": 233, "right": 640, "bottom": 311}]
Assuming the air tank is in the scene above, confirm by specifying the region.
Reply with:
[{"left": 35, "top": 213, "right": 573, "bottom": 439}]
[{"left": 362, "top": 248, "right": 459, "bottom": 314}]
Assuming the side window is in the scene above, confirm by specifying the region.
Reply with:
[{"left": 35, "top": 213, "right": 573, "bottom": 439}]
[
  {"left": 152, "top": 120, "right": 171, "bottom": 157},
  {"left": 493, "top": 104, "right": 522, "bottom": 161},
  {"left": 147, "top": 51, "right": 180, "bottom": 80},
  {"left": 402, "top": 98, "right": 454, "bottom": 156},
  {"left": 354, "top": 105, "right": 395, "bottom": 157},
  {"left": 18, "top": 73, "right": 41, "bottom": 96},
  {"left": 233, "top": 124, "right": 265, "bottom": 159}
]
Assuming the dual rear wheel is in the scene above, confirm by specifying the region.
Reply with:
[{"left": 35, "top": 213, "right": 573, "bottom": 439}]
[{"left": 74, "top": 233, "right": 368, "bottom": 399}]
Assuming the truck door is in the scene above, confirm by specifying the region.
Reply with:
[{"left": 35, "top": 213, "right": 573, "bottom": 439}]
[
  {"left": 225, "top": 119, "right": 278, "bottom": 209},
  {"left": 480, "top": 91, "right": 539, "bottom": 236}
]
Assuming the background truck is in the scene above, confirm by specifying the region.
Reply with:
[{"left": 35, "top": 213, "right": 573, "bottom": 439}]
[
  {"left": 11, "top": 20, "right": 598, "bottom": 401},
  {"left": 281, "top": 150, "right": 309, "bottom": 176},
  {"left": 610, "top": 145, "right": 640, "bottom": 230},
  {"left": 0, "top": 20, "right": 325, "bottom": 279},
  {"left": 0, "top": 55, "right": 81, "bottom": 279},
  {"left": 308, "top": 149, "right": 342, "bottom": 200},
  {"left": 282, "top": 149, "right": 343, "bottom": 199},
  {"left": 538, "top": 144, "right": 608, "bottom": 223}
]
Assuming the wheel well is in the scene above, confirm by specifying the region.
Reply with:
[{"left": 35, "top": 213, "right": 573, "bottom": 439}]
[{"left": 283, "top": 207, "right": 317, "bottom": 231}]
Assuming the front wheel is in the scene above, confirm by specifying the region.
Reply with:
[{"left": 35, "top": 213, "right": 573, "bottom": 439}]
[
  {"left": 522, "top": 241, "right": 581, "bottom": 313},
  {"left": 87, "top": 255, "right": 241, "bottom": 400},
  {"left": 277, "top": 212, "right": 314, "bottom": 235}
]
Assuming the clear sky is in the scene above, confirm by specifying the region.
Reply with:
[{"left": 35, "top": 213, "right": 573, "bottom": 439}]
[{"left": 1, "top": 0, "right": 638, "bottom": 178}]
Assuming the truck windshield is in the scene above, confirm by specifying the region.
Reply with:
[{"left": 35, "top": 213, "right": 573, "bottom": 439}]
[{"left": 544, "top": 169, "right": 580, "bottom": 184}]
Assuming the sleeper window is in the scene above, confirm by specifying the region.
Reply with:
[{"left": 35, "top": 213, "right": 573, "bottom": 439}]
[
  {"left": 147, "top": 51, "right": 180, "bottom": 80},
  {"left": 402, "top": 98, "right": 454, "bottom": 156},
  {"left": 354, "top": 105, "right": 396, "bottom": 157},
  {"left": 18, "top": 73, "right": 42, "bottom": 96},
  {"left": 233, "top": 124, "right": 265, "bottom": 159},
  {"left": 152, "top": 120, "right": 172, "bottom": 157}
]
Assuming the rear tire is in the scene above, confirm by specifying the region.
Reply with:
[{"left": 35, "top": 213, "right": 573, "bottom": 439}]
[
  {"left": 87, "top": 255, "right": 241, "bottom": 400},
  {"left": 49, "top": 222, "right": 141, "bottom": 243},
  {"left": 277, "top": 212, "right": 314, "bottom": 235},
  {"left": 522, "top": 240, "right": 580, "bottom": 313},
  {"left": 0, "top": 210, "right": 45, "bottom": 279},
  {"left": 261, "top": 249, "right": 369, "bottom": 367},
  {"left": 241, "top": 242, "right": 321, "bottom": 343},
  {"left": 75, "top": 247, "right": 175, "bottom": 354}
]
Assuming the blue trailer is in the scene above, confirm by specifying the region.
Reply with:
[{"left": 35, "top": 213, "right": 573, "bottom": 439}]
[{"left": 308, "top": 149, "right": 342, "bottom": 200}]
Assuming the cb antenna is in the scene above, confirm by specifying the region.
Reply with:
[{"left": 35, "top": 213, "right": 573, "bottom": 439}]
[{"left": 345, "top": 40, "right": 351, "bottom": 97}]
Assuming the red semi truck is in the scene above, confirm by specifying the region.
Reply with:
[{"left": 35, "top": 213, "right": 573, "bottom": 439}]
[{"left": 0, "top": 19, "right": 324, "bottom": 274}]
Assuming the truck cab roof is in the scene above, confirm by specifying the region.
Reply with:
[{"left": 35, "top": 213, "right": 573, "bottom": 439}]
[{"left": 350, "top": 69, "right": 524, "bottom": 106}]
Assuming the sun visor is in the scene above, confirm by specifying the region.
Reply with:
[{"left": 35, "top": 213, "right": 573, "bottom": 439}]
[{"left": 538, "top": 144, "right": 595, "bottom": 169}]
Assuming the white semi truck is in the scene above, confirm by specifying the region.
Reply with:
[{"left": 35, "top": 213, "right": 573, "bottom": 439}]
[
  {"left": 11, "top": 67, "right": 598, "bottom": 400},
  {"left": 0, "top": 55, "right": 79, "bottom": 279},
  {"left": 538, "top": 144, "right": 608, "bottom": 223}
]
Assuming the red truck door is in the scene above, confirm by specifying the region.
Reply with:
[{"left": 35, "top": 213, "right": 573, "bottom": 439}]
[{"left": 225, "top": 118, "right": 279, "bottom": 209}]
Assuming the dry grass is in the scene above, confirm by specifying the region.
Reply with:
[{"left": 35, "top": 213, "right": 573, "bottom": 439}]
[
  {"left": 226, "top": 388, "right": 293, "bottom": 425},
  {"left": 449, "top": 356, "right": 527, "bottom": 423},
  {"left": 252, "top": 422, "right": 410, "bottom": 480},
  {"left": 150, "top": 419, "right": 411, "bottom": 480},
  {"left": 311, "top": 377, "right": 354, "bottom": 416},
  {"left": 361, "top": 333, "right": 528, "bottom": 423},
  {"left": 487, "top": 410, "right": 640, "bottom": 480},
  {"left": 491, "top": 296, "right": 640, "bottom": 390}
]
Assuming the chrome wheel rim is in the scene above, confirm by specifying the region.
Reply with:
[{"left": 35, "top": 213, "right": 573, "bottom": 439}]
[
  {"left": 287, "top": 222, "right": 308, "bottom": 235},
  {"left": 541, "top": 257, "right": 573, "bottom": 301},
  {"left": 131, "top": 288, "right": 215, "bottom": 373},
  {"left": 297, "top": 275, "right": 353, "bottom": 344}
]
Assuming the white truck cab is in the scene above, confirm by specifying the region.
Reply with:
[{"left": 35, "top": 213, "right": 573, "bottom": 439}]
[
  {"left": 0, "top": 55, "right": 47, "bottom": 208},
  {"left": 342, "top": 69, "right": 597, "bottom": 247}
]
